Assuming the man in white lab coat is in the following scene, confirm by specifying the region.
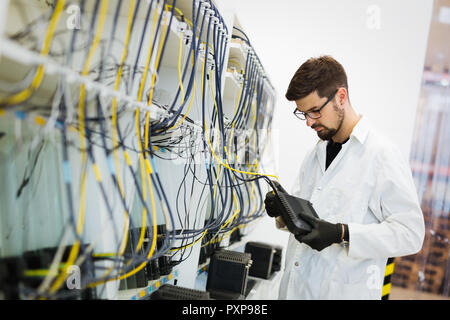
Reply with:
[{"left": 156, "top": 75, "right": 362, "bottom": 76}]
[{"left": 266, "top": 56, "right": 425, "bottom": 299}]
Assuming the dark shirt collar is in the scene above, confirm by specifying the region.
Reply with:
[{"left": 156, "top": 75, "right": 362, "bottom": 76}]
[{"left": 327, "top": 136, "right": 350, "bottom": 147}]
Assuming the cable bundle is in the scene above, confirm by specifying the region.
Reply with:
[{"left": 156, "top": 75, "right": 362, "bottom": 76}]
[{"left": 0, "top": 0, "right": 276, "bottom": 299}]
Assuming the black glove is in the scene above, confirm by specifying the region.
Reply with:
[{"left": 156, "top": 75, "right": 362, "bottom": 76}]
[
  {"left": 264, "top": 191, "right": 281, "bottom": 218},
  {"left": 295, "top": 214, "right": 344, "bottom": 251}
]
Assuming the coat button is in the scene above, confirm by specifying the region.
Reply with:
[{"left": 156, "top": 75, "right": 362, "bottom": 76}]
[
  {"left": 317, "top": 186, "right": 322, "bottom": 190},
  {"left": 294, "top": 262, "right": 299, "bottom": 267}
]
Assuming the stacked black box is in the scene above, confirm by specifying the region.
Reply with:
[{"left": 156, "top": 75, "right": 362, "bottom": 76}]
[
  {"left": 198, "top": 225, "right": 220, "bottom": 266},
  {"left": 124, "top": 228, "right": 148, "bottom": 289},
  {"left": 0, "top": 256, "right": 25, "bottom": 299},
  {"left": 271, "top": 245, "right": 283, "bottom": 273},
  {"left": 120, "top": 225, "right": 174, "bottom": 290},
  {"left": 206, "top": 250, "right": 252, "bottom": 300},
  {"left": 150, "top": 284, "right": 211, "bottom": 300},
  {"left": 244, "top": 242, "right": 275, "bottom": 279},
  {"left": 0, "top": 244, "right": 96, "bottom": 300},
  {"left": 156, "top": 225, "right": 172, "bottom": 276},
  {"left": 244, "top": 242, "right": 283, "bottom": 279}
]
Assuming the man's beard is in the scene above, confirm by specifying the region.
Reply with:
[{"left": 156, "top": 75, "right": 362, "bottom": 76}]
[
  {"left": 316, "top": 102, "right": 344, "bottom": 141},
  {"left": 317, "top": 127, "right": 338, "bottom": 141}
]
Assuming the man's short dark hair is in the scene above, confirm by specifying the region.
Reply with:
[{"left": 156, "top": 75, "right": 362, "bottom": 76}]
[{"left": 285, "top": 55, "right": 348, "bottom": 101}]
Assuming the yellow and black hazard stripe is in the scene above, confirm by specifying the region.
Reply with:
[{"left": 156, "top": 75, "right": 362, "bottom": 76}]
[{"left": 382, "top": 257, "right": 395, "bottom": 300}]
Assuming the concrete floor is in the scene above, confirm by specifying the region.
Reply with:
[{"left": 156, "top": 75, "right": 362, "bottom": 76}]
[{"left": 389, "top": 286, "right": 450, "bottom": 300}]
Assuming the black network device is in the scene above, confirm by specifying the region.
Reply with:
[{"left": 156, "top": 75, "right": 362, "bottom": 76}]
[
  {"left": 271, "top": 245, "right": 283, "bottom": 273},
  {"left": 266, "top": 180, "right": 319, "bottom": 235},
  {"left": 206, "top": 250, "right": 252, "bottom": 300},
  {"left": 150, "top": 284, "right": 211, "bottom": 300},
  {"left": 244, "top": 242, "right": 277, "bottom": 280}
]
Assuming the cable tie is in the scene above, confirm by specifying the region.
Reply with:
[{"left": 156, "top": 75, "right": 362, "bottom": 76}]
[
  {"left": 14, "top": 111, "right": 26, "bottom": 120},
  {"left": 55, "top": 120, "right": 64, "bottom": 130},
  {"left": 107, "top": 156, "right": 116, "bottom": 175},
  {"left": 63, "top": 161, "right": 71, "bottom": 183},
  {"left": 150, "top": 157, "right": 158, "bottom": 174}
]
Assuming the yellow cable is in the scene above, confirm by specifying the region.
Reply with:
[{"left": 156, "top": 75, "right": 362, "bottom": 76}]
[
  {"left": 136, "top": 151, "right": 148, "bottom": 251},
  {"left": 87, "top": 4, "right": 171, "bottom": 287},
  {"left": 110, "top": 0, "right": 137, "bottom": 260},
  {"left": 212, "top": 187, "right": 264, "bottom": 246},
  {"left": 24, "top": 264, "right": 66, "bottom": 277},
  {"left": 87, "top": 170, "right": 158, "bottom": 287},
  {"left": 184, "top": 17, "right": 194, "bottom": 28},
  {"left": 141, "top": 5, "right": 170, "bottom": 187},
  {"left": 169, "top": 79, "right": 196, "bottom": 130},
  {"left": 121, "top": 1, "right": 160, "bottom": 280},
  {"left": 165, "top": 4, "right": 183, "bottom": 18},
  {"left": 99, "top": 164, "right": 157, "bottom": 284},
  {"left": 137, "top": 4, "right": 160, "bottom": 102},
  {"left": 76, "top": 0, "right": 137, "bottom": 290},
  {"left": 212, "top": 221, "right": 254, "bottom": 245},
  {"left": 211, "top": 61, "right": 256, "bottom": 216},
  {"left": 169, "top": 46, "right": 196, "bottom": 130},
  {"left": 169, "top": 229, "right": 208, "bottom": 252},
  {"left": 92, "top": 253, "right": 117, "bottom": 258},
  {"left": 209, "top": 56, "right": 222, "bottom": 145},
  {"left": 172, "top": 160, "right": 224, "bottom": 253},
  {"left": 86, "top": 164, "right": 158, "bottom": 288},
  {"left": 48, "top": 0, "right": 108, "bottom": 295},
  {"left": 142, "top": 4, "right": 170, "bottom": 249},
  {"left": 165, "top": 4, "right": 193, "bottom": 27},
  {"left": 201, "top": 51, "right": 277, "bottom": 245},
  {"left": 146, "top": 5, "right": 169, "bottom": 108},
  {"left": 133, "top": 0, "right": 159, "bottom": 243},
  {"left": 226, "top": 81, "right": 244, "bottom": 160},
  {"left": 228, "top": 59, "right": 243, "bottom": 72},
  {"left": 203, "top": 64, "right": 278, "bottom": 181},
  {"left": 203, "top": 188, "right": 241, "bottom": 247},
  {"left": 84, "top": 1, "right": 138, "bottom": 288},
  {"left": 1, "top": 0, "right": 65, "bottom": 106}
]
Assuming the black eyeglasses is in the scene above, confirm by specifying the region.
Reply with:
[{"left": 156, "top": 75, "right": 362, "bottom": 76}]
[{"left": 293, "top": 89, "right": 338, "bottom": 120}]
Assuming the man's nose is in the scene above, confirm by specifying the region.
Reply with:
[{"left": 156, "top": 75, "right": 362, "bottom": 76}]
[{"left": 306, "top": 116, "right": 316, "bottom": 127}]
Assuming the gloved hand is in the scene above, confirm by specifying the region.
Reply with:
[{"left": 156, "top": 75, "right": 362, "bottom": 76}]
[
  {"left": 275, "top": 216, "right": 287, "bottom": 229},
  {"left": 264, "top": 191, "right": 281, "bottom": 218},
  {"left": 295, "top": 214, "right": 344, "bottom": 251}
]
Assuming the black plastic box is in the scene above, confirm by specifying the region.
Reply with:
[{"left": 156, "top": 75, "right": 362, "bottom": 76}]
[
  {"left": 206, "top": 250, "right": 252, "bottom": 299},
  {"left": 150, "top": 284, "right": 211, "bottom": 300},
  {"left": 245, "top": 242, "right": 276, "bottom": 279}
]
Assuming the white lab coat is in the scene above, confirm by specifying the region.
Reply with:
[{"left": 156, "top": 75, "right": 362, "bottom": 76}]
[{"left": 278, "top": 115, "right": 425, "bottom": 300}]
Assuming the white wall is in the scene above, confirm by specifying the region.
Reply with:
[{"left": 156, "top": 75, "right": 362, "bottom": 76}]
[
  {"left": 225, "top": 0, "right": 432, "bottom": 189},
  {"left": 0, "top": 0, "right": 9, "bottom": 38},
  {"left": 217, "top": 0, "right": 433, "bottom": 286}
]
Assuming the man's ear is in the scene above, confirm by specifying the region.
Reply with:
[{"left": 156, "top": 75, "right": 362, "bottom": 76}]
[{"left": 337, "top": 87, "right": 348, "bottom": 106}]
